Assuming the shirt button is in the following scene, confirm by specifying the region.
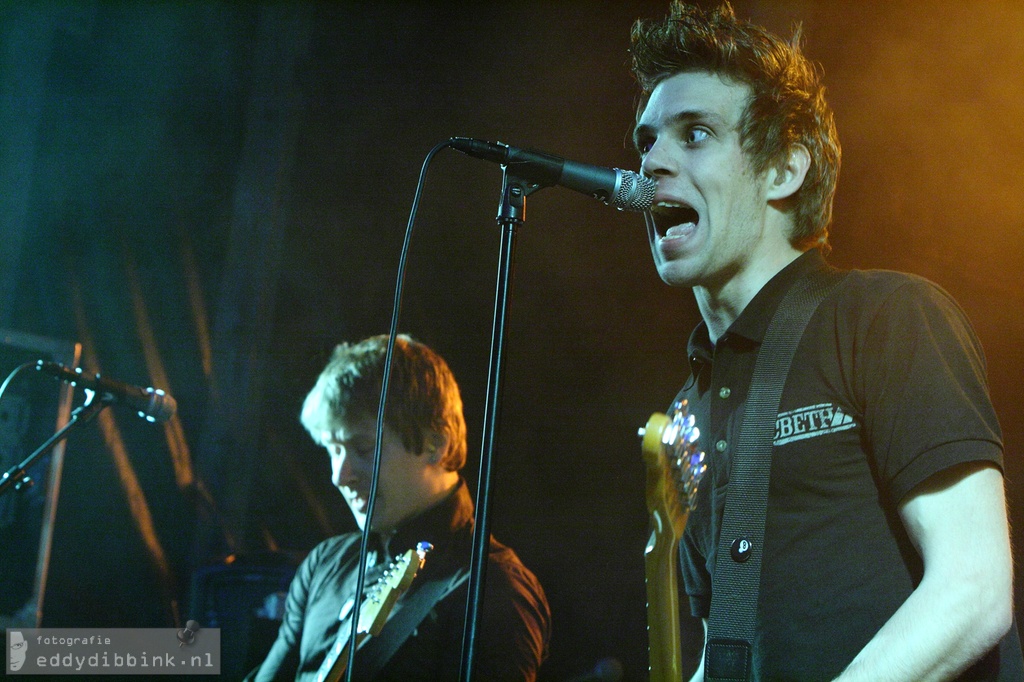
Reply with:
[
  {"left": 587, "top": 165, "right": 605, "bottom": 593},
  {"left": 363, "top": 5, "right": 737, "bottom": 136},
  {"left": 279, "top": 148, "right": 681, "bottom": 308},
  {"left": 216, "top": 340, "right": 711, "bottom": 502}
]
[
  {"left": 731, "top": 537, "right": 753, "bottom": 563},
  {"left": 716, "top": 439, "right": 727, "bottom": 452},
  {"left": 718, "top": 387, "right": 731, "bottom": 399}
]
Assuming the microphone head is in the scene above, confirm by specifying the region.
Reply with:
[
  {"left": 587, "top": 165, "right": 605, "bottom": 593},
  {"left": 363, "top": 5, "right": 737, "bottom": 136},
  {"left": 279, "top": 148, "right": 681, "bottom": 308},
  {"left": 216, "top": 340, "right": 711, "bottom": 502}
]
[
  {"left": 611, "top": 171, "right": 656, "bottom": 212},
  {"left": 140, "top": 387, "right": 177, "bottom": 423}
]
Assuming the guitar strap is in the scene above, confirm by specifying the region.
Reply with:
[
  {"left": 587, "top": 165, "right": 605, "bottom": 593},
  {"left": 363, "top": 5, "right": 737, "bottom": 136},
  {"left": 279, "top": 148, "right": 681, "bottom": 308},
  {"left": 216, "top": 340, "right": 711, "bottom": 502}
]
[
  {"left": 704, "top": 267, "right": 845, "bottom": 682},
  {"left": 349, "top": 566, "right": 471, "bottom": 681}
]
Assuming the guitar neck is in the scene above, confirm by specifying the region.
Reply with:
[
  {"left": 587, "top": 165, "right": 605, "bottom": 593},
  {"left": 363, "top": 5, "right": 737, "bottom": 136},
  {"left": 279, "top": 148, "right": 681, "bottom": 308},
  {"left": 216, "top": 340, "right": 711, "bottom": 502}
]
[
  {"left": 641, "top": 408, "right": 703, "bottom": 682},
  {"left": 319, "top": 630, "right": 367, "bottom": 682},
  {"left": 645, "top": 520, "right": 685, "bottom": 681},
  {"left": 315, "top": 545, "right": 430, "bottom": 682}
]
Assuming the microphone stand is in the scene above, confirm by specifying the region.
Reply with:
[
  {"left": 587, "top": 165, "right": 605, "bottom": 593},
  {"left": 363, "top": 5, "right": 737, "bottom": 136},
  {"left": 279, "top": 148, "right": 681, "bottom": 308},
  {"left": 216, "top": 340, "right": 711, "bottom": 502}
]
[
  {"left": 460, "top": 169, "right": 541, "bottom": 681},
  {"left": 0, "top": 390, "right": 111, "bottom": 498}
]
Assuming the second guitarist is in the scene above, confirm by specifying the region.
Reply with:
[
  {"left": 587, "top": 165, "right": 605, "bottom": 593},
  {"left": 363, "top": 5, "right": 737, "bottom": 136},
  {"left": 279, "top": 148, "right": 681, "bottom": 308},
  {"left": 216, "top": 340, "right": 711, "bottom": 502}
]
[{"left": 248, "top": 336, "right": 550, "bottom": 681}]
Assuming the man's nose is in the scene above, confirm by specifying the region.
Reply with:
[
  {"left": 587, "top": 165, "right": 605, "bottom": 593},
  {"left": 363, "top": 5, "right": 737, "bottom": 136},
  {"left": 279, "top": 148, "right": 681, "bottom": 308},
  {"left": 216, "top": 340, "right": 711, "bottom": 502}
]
[
  {"left": 330, "top": 448, "right": 358, "bottom": 487},
  {"left": 640, "top": 138, "right": 678, "bottom": 178}
]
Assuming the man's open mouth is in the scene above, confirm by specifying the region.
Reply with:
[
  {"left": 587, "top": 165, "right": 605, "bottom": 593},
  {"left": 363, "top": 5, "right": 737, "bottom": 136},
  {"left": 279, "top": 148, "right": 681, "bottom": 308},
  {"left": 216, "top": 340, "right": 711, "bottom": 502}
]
[{"left": 651, "top": 201, "right": 699, "bottom": 235}]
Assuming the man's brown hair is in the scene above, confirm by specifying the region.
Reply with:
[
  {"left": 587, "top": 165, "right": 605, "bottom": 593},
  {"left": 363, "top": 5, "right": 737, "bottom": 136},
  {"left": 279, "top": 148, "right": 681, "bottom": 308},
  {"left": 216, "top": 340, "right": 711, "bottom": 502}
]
[{"left": 301, "top": 334, "right": 467, "bottom": 471}]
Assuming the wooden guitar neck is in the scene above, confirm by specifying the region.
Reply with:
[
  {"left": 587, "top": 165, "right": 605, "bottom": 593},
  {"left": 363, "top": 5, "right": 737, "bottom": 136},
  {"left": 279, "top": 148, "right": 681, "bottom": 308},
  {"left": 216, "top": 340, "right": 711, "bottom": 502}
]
[{"left": 641, "top": 403, "right": 705, "bottom": 681}]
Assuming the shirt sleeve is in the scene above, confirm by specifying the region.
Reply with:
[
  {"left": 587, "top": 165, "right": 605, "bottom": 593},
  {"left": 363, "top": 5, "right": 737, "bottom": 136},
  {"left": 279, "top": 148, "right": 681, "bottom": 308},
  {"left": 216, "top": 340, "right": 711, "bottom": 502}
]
[
  {"left": 856, "top": 276, "right": 1003, "bottom": 502},
  {"left": 471, "top": 554, "right": 552, "bottom": 682},
  {"left": 426, "top": 543, "right": 551, "bottom": 682},
  {"left": 251, "top": 545, "right": 321, "bottom": 682}
]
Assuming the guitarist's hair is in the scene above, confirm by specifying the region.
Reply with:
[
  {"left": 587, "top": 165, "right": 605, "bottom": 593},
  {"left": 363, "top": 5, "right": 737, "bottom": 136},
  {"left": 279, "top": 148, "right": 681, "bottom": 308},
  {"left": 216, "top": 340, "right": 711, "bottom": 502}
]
[{"left": 300, "top": 334, "right": 467, "bottom": 471}]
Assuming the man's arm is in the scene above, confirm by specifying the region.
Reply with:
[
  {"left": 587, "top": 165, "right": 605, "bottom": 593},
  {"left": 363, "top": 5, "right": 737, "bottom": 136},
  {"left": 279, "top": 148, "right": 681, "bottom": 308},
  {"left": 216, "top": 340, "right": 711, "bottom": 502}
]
[
  {"left": 834, "top": 461, "right": 1013, "bottom": 682},
  {"left": 249, "top": 542, "right": 327, "bottom": 681}
]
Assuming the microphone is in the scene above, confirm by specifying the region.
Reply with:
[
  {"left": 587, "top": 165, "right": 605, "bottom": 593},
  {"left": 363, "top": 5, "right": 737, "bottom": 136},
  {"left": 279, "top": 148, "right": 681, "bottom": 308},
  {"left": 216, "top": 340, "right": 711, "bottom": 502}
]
[
  {"left": 449, "top": 137, "right": 655, "bottom": 212},
  {"left": 36, "top": 360, "right": 177, "bottom": 423}
]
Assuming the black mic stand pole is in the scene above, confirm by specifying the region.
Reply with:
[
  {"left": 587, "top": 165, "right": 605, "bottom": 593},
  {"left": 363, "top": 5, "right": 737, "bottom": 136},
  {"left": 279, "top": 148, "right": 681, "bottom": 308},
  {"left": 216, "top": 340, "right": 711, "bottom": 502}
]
[
  {"left": 460, "top": 169, "right": 539, "bottom": 681},
  {"left": 0, "top": 389, "right": 112, "bottom": 498}
]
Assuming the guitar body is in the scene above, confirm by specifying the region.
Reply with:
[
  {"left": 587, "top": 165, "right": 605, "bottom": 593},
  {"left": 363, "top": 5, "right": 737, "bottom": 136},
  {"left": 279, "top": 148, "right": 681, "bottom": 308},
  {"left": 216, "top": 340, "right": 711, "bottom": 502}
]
[{"left": 641, "top": 403, "right": 705, "bottom": 681}]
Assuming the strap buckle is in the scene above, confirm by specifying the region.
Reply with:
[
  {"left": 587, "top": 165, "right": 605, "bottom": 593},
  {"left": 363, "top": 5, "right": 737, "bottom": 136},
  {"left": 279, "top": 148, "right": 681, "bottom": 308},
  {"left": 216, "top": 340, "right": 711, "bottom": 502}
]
[{"left": 705, "top": 638, "right": 751, "bottom": 681}]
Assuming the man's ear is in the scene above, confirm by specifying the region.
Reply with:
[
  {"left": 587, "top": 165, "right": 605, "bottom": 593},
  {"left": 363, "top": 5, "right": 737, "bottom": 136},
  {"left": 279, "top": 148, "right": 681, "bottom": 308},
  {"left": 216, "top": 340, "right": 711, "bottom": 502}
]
[
  {"left": 766, "top": 143, "right": 811, "bottom": 201},
  {"left": 424, "top": 431, "right": 449, "bottom": 465}
]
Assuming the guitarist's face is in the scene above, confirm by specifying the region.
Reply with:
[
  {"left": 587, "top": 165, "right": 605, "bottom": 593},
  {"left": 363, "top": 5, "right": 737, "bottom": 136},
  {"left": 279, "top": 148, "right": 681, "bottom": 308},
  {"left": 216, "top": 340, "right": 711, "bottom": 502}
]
[{"left": 320, "top": 414, "right": 443, "bottom": 532}]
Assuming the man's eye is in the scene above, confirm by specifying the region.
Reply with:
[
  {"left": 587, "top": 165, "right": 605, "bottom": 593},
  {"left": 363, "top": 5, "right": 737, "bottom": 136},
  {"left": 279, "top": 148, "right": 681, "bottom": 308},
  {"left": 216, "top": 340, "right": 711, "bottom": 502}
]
[
  {"left": 687, "top": 128, "right": 709, "bottom": 144},
  {"left": 636, "top": 139, "right": 654, "bottom": 155}
]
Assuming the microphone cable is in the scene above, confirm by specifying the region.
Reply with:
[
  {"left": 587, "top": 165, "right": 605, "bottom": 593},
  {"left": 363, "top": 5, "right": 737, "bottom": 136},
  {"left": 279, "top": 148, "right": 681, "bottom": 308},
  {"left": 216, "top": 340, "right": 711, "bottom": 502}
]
[{"left": 343, "top": 138, "right": 452, "bottom": 681}]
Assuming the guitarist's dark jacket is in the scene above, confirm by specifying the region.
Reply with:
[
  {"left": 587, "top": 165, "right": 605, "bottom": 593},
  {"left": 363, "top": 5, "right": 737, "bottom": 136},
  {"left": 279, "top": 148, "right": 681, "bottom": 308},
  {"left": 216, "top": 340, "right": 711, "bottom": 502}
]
[{"left": 250, "top": 478, "right": 550, "bottom": 681}]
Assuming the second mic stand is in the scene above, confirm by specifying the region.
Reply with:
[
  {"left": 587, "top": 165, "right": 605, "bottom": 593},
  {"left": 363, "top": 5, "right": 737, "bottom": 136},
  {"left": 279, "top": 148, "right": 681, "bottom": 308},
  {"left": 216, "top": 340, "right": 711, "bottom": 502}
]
[
  {"left": 0, "top": 390, "right": 111, "bottom": 498},
  {"left": 460, "top": 169, "right": 543, "bottom": 681}
]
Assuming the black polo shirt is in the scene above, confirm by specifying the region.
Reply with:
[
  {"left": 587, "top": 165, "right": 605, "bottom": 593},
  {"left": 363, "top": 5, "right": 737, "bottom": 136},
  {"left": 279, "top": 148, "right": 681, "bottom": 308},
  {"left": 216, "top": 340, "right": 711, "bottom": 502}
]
[{"left": 677, "top": 249, "right": 1021, "bottom": 680}]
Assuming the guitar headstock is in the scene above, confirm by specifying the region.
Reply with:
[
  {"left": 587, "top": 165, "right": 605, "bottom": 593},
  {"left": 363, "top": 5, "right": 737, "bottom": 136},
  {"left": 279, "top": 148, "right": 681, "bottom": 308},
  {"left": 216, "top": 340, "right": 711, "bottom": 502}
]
[
  {"left": 641, "top": 399, "right": 706, "bottom": 541},
  {"left": 358, "top": 542, "right": 432, "bottom": 636}
]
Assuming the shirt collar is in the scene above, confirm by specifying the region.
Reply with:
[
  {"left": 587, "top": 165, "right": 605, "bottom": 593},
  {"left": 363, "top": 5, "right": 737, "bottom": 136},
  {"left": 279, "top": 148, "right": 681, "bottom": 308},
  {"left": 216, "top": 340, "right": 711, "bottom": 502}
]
[
  {"left": 380, "top": 477, "right": 474, "bottom": 557},
  {"left": 686, "top": 249, "right": 828, "bottom": 372}
]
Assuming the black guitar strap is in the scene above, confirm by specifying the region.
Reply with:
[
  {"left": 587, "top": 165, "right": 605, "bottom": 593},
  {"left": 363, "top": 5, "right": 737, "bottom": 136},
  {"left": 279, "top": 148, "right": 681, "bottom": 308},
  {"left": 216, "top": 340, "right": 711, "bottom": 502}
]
[{"left": 704, "top": 268, "right": 845, "bottom": 682}]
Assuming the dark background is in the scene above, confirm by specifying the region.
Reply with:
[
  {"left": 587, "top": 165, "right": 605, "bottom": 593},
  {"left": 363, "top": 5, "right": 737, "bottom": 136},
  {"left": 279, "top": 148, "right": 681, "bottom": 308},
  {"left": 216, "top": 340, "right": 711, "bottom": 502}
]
[{"left": 0, "top": 1, "right": 1022, "bottom": 680}]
